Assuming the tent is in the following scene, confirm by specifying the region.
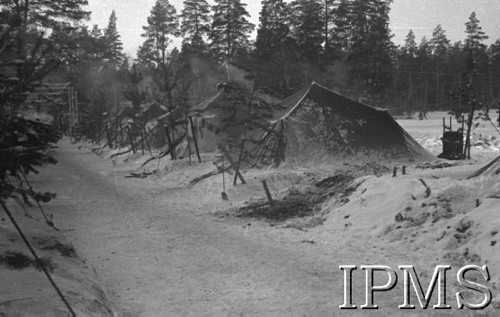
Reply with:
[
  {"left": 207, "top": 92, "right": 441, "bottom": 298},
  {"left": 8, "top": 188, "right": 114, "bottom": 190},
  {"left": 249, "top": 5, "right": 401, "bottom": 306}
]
[
  {"left": 189, "top": 82, "right": 271, "bottom": 155},
  {"left": 468, "top": 155, "right": 500, "bottom": 179},
  {"left": 241, "top": 82, "right": 435, "bottom": 167}
]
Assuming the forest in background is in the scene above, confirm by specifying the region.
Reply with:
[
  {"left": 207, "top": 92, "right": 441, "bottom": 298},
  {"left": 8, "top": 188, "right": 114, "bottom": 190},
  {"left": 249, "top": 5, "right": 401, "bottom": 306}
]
[{"left": 2, "top": 0, "right": 500, "bottom": 143}]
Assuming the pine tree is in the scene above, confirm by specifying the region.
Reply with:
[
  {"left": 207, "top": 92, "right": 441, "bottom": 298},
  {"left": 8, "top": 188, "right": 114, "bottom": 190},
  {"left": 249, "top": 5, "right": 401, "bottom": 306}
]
[
  {"left": 254, "top": 0, "right": 293, "bottom": 91},
  {"left": 488, "top": 40, "right": 500, "bottom": 102},
  {"left": 209, "top": 0, "right": 255, "bottom": 61},
  {"left": 0, "top": 0, "right": 90, "bottom": 58},
  {"left": 428, "top": 25, "right": 450, "bottom": 111},
  {"left": 429, "top": 24, "right": 450, "bottom": 57},
  {"left": 0, "top": 0, "right": 89, "bottom": 29},
  {"left": 136, "top": 38, "right": 157, "bottom": 68},
  {"left": 138, "top": 0, "right": 179, "bottom": 68},
  {"left": 330, "top": 0, "right": 352, "bottom": 57},
  {"left": 465, "top": 12, "right": 488, "bottom": 51},
  {"left": 322, "top": 0, "right": 337, "bottom": 55},
  {"left": 289, "top": 0, "right": 324, "bottom": 60},
  {"left": 464, "top": 12, "right": 489, "bottom": 72},
  {"left": 489, "top": 40, "right": 500, "bottom": 70},
  {"left": 88, "top": 25, "right": 107, "bottom": 59},
  {"left": 402, "top": 30, "right": 417, "bottom": 58},
  {"left": 255, "top": 0, "right": 290, "bottom": 57},
  {"left": 180, "top": 0, "right": 211, "bottom": 53},
  {"left": 0, "top": 0, "right": 89, "bottom": 233},
  {"left": 103, "top": 10, "right": 125, "bottom": 69},
  {"left": 345, "top": 0, "right": 394, "bottom": 99}
]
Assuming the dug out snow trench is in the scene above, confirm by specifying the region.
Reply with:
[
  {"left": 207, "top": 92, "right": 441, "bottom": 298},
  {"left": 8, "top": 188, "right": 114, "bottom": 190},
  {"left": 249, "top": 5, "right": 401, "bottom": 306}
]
[{"left": 34, "top": 141, "right": 407, "bottom": 315}]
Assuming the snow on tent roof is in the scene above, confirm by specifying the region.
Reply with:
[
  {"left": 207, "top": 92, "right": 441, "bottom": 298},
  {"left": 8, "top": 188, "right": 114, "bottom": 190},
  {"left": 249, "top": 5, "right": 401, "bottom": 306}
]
[{"left": 243, "top": 82, "right": 435, "bottom": 167}]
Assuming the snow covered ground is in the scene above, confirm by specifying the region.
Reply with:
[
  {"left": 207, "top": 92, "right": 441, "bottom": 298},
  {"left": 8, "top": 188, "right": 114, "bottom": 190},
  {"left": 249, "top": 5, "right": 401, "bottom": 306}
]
[
  {"left": 398, "top": 111, "right": 500, "bottom": 162},
  {"left": 5, "top": 111, "right": 499, "bottom": 315}
]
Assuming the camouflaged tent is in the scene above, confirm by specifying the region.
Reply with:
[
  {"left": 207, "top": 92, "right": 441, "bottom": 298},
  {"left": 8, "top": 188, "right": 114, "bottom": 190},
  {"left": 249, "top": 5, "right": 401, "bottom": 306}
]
[
  {"left": 242, "top": 82, "right": 435, "bottom": 167},
  {"left": 188, "top": 82, "right": 271, "bottom": 155}
]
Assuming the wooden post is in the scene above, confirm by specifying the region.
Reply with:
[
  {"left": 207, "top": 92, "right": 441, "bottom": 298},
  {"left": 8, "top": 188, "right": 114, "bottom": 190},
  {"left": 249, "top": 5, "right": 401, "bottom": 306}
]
[
  {"left": 402, "top": 166, "right": 406, "bottom": 175},
  {"left": 105, "top": 123, "right": 112, "bottom": 148},
  {"left": 234, "top": 93, "right": 254, "bottom": 185},
  {"left": 497, "top": 106, "right": 500, "bottom": 127},
  {"left": 126, "top": 125, "right": 136, "bottom": 154},
  {"left": 221, "top": 145, "right": 246, "bottom": 185},
  {"left": 463, "top": 74, "right": 475, "bottom": 160},
  {"left": 277, "top": 121, "right": 286, "bottom": 165},
  {"left": 442, "top": 117, "right": 445, "bottom": 134},
  {"left": 234, "top": 132, "right": 247, "bottom": 185},
  {"left": 393, "top": 167, "right": 398, "bottom": 177},
  {"left": 261, "top": 180, "right": 274, "bottom": 206},
  {"left": 164, "top": 123, "right": 175, "bottom": 160},
  {"left": 186, "top": 118, "right": 192, "bottom": 166},
  {"left": 221, "top": 147, "right": 228, "bottom": 200},
  {"left": 140, "top": 126, "right": 145, "bottom": 154},
  {"left": 188, "top": 116, "right": 202, "bottom": 163},
  {"left": 115, "top": 117, "right": 119, "bottom": 149},
  {"left": 68, "top": 85, "right": 73, "bottom": 141},
  {"left": 142, "top": 125, "right": 152, "bottom": 156},
  {"left": 419, "top": 179, "right": 431, "bottom": 198},
  {"left": 119, "top": 123, "right": 125, "bottom": 147}
]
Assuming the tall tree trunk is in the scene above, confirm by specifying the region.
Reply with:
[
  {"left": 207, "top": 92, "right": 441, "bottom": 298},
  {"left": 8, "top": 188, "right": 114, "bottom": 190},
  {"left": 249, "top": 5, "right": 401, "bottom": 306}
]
[{"left": 324, "top": 0, "right": 328, "bottom": 53}]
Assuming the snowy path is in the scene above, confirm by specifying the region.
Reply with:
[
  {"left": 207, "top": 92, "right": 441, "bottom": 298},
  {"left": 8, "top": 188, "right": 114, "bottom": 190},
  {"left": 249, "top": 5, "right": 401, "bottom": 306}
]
[{"left": 33, "top": 140, "right": 403, "bottom": 316}]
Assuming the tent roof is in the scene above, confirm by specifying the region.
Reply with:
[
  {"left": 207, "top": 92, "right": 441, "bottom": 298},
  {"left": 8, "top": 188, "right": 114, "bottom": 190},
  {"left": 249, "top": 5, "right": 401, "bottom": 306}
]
[
  {"left": 468, "top": 155, "right": 500, "bottom": 179},
  {"left": 248, "top": 81, "right": 435, "bottom": 165},
  {"left": 271, "top": 81, "right": 385, "bottom": 122},
  {"left": 190, "top": 82, "right": 248, "bottom": 114},
  {"left": 190, "top": 88, "right": 225, "bottom": 113}
]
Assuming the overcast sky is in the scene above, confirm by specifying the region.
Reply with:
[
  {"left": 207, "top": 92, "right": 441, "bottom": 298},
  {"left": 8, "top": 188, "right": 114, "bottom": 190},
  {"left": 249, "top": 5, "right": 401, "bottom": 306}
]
[{"left": 86, "top": 0, "right": 500, "bottom": 58}]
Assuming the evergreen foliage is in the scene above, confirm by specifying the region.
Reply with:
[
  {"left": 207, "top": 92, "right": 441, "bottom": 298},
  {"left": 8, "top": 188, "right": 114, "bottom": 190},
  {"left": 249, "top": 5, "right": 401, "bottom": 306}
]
[
  {"left": 103, "top": 10, "right": 125, "bottom": 69},
  {"left": 138, "top": 0, "right": 179, "bottom": 68},
  {"left": 180, "top": 0, "right": 211, "bottom": 53},
  {"left": 209, "top": 0, "right": 255, "bottom": 61}
]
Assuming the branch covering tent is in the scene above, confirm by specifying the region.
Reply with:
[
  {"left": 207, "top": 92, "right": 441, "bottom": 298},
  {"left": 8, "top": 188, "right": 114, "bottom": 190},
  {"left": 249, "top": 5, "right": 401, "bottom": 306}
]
[
  {"left": 189, "top": 83, "right": 271, "bottom": 154},
  {"left": 242, "top": 82, "right": 435, "bottom": 167}
]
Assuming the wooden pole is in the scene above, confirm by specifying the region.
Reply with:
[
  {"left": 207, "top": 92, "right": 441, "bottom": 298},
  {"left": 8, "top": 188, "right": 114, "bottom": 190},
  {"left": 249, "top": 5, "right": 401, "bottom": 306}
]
[
  {"left": 186, "top": 118, "right": 192, "bottom": 166},
  {"left": 393, "top": 167, "right": 398, "bottom": 177},
  {"left": 497, "top": 106, "right": 500, "bottom": 127},
  {"left": 126, "top": 125, "right": 136, "bottom": 153},
  {"left": 74, "top": 86, "right": 78, "bottom": 139},
  {"left": 221, "top": 147, "right": 228, "bottom": 200},
  {"left": 142, "top": 125, "right": 152, "bottom": 156},
  {"left": 0, "top": 201, "right": 76, "bottom": 317},
  {"left": 139, "top": 124, "right": 144, "bottom": 154},
  {"left": 105, "top": 123, "right": 112, "bottom": 148},
  {"left": 261, "top": 180, "right": 274, "bottom": 206},
  {"left": 419, "top": 179, "right": 432, "bottom": 198},
  {"left": 188, "top": 116, "right": 202, "bottom": 163},
  {"left": 221, "top": 145, "right": 246, "bottom": 185},
  {"left": 234, "top": 91, "right": 255, "bottom": 185},
  {"left": 463, "top": 73, "right": 475, "bottom": 159},
  {"left": 68, "top": 85, "right": 72, "bottom": 140},
  {"left": 164, "top": 123, "right": 175, "bottom": 160}
]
